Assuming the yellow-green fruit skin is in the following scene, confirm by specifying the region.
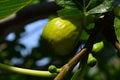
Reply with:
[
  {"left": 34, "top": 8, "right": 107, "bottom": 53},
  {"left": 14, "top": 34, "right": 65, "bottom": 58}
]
[
  {"left": 41, "top": 17, "right": 82, "bottom": 56},
  {"left": 92, "top": 41, "right": 104, "bottom": 53}
]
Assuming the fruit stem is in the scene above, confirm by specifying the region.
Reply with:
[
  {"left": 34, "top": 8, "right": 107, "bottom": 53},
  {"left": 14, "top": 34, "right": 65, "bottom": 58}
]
[
  {"left": 0, "top": 63, "right": 57, "bottom": 77},
  {"left": 82, "top": 1, "right": 88, "bottom": 29},
  {"left": 54, "top": 48, "right": 88, "bottom": 80}
]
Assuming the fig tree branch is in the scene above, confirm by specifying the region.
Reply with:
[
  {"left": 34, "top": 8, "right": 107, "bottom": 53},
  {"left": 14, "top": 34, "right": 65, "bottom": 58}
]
[
  {"left": 54, "top": 12, "right": 107, "bottom": 80},
  {"left": 102, "top": 12, "right": 120, "bottom": 53},
  {"left": 115, "top": 42, "right": 120, "bottom": 52}
]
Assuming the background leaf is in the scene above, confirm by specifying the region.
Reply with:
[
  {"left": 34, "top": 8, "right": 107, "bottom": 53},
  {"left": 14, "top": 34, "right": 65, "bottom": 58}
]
[
  {"left": 55, "top": 0, "right": 76, "bottom": 8},
  {"left": 87, "top": 0, "right": 114, "bottom": 14},
  {"left": 71, "top": 68, "right": 81, "bottom": 80},
  {"left": 0, "top": 0, "right": 32, "bottom": 20},
  {"left": 86, "top": 0, "right": 103, "bottom": 10},
  {"left": 57, "top": 8, "right": 83, "bottom": 17},
  {"left": 114, "top": 17, "right": 120, "bottom": 42}
]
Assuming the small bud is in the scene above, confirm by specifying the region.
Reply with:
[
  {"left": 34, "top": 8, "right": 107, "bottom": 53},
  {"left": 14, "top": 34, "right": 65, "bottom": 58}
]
[
  {"left": 92, "top": 41, "right": 104, "bottom": 54},
  {"left": 87, "top": 53, "right": 97, "bottom": 67},
  {"left": 48, "top": 65, "right": 57, "bottom": 73}
]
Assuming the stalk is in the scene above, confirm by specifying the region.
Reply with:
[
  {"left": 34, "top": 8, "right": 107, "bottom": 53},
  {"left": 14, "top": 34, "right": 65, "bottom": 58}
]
[{"left": 0, "top": 63, "right": 57, "bottom": 77}]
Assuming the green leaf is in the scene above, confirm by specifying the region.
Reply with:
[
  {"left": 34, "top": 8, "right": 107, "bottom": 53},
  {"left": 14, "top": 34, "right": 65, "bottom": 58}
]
[
  {"left": 87, "top": 0, "right": 114, "bottom": 14},
  {"left": 80, "top": 30, "right": 89, "bottom": 40},
  {"left": 71, "top": 65, "right": 89, "bottom": 80},
  {"left": 114, "top": 17, "right": 120, "bottom": 42},
  {"left": 0, "top": 0, "right": 32, "bottom": 19},
  {"left": 71, "top": 68, "right": 81, "bottom": 80},
  {"left": 55, "top": 0, "right": 76, "bottom": 8},
  {"left": 86, "top": 0, "right": 103, "bottom": 10},
  {"left": 57, "top": 8, "right": 83, "bottom": 17},
  {"left": 80, "top": 23, "right": 95, "bottom": 40}
]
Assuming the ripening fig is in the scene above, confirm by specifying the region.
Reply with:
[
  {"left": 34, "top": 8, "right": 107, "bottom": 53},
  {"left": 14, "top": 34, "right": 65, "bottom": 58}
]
[{"left": 41, "top": 16, "right": 83, "bottom": 56}]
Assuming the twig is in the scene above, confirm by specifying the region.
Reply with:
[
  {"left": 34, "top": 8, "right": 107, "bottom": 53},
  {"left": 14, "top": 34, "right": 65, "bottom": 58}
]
[
  {"left": 54, "top": 48, "right": 88, "bottom": 80},
  {"left": 115, "top": 41, "right": 120, "bottom": 57},
  {"left": 54, "top": 12, "right": 106, "bottom": 80},
  {"left": 0, "top": 63, "right": 57, "bottom": 77},
  {"left": 101, "top": 13, "right": 120, "bottom": 55},
  {"left": 115, "top": 42, "right": 120, "bottom": 52}
]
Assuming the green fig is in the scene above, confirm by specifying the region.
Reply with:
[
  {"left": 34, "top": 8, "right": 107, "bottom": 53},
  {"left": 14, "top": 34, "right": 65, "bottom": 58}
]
[
  {"left": 92, "top": 41, "right": 104, "bottom": 54},
  {"left": 41, "top": 16, "right": 83, "bottom": 56}
]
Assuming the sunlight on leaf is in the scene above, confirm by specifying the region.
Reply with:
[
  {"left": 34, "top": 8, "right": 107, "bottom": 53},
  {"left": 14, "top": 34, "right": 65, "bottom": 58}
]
[
  {"left": 0, "top": 0, "right": 32, "bottom": 20},
  {"left": 55, "top": 0, "right": 76, "bottom": 8},
  {"left": 87, "top": 0, "right": 114, "bottom": 14}
]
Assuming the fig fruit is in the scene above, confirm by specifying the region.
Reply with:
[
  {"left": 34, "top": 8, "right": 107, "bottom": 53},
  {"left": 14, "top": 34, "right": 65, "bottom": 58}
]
[
  {"left": 92, "top": 41, "right": 104, "bottom": 54},
  {"left": 41, "top": 16, "right": 83, "bottom": 56}
]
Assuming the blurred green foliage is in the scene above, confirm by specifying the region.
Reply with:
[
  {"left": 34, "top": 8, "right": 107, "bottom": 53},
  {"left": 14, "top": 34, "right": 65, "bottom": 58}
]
[{"left": 0, "top": 0, "right": 120, "bottom": 80}]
